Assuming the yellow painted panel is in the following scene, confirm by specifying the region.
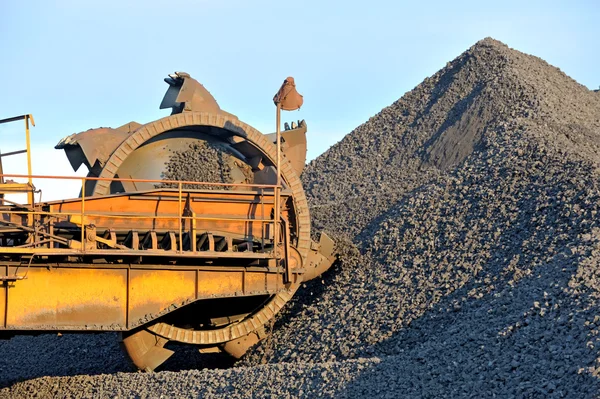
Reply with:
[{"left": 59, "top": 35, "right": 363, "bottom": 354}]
[
  {"left": 265, "top": 273, "right": 280, "bottom": 292},
  {"left": 245, "top": 272, "right": 267, "bottom": 293},
  {"left": 7, "top": 267, "right": 127, "bottom": 327},
  {"left": 129, "top": 270, "right": 195, "bottom": 323},
  {"left": 197, "top": 271, "right": 243, "bottom": 298},
  {"left": 0, "top": 266, "right": 6, "bottom": 327}
]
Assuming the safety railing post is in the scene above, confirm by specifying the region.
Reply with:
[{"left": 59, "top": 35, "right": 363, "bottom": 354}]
[
  {"left": 178, "top": 181, "right": 183, "bottom": 254},
  {"left": 274, "top": 102, "right": 282, "bottom": 260},
  {"left": 24, "top": 115, "right": 34, "bottom": 206},
  {"left": 260, "top": 188, "right": 265, "bottom": 251},
  {"left": 81, "top": 177, "right": 85, "bottom": 253}
]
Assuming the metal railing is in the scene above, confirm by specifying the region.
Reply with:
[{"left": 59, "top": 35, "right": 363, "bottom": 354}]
[
  {"left": 0, "top": 173, "right": 285, "bottom": 259},
  {"left": 0, "top": 115, "right": 35, "bottom": 206}
]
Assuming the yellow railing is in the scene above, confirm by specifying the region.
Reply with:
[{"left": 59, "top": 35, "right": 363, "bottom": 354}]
[
  {"left": 0, "top": 115, "right": 35, "bottom": 205},
  {"left": 0, "top": 173, "right": 285, "bottom": 257}
]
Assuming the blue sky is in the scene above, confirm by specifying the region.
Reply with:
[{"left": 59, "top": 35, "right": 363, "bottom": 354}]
[{"left": 1, "top": 0, "right": 598, "bottom": 199}]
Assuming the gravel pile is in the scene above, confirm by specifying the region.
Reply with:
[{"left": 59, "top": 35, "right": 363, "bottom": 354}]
[
  {"left": 160, "top": 141, "right": 253, "bottom": 189},
  {"left": 302, "top": 37, "right": 600, "bottom": 239},
  {"left": 2, "top": 38, "right": 600, "bottom": 398},
  {"left": 243, "top": 37, "right": 600, "bottom": 396}
]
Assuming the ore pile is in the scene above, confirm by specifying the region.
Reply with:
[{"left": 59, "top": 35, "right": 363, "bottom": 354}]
[
  {"left": 2, "top": 38, "right": 600, "bottom": 398},
  {"left": 240, "top": 38, "right": 600, "bottom": 397},
  {"left": 160, "top": 141, "right": 253, "bottom": 189},
  {"left": 302, "top": 37, "right": 600, "bottom": 240}
]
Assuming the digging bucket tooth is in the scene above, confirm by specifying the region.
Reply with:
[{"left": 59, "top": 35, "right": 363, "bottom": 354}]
[
  {"left": 222, "top": 328, "right": 266, "bottom": 359},
  {"left": 302, "top": 232, "right": 336, "bottom": 282},
  {"left": 120, "top": 329, "right": 174, "bottom": 372}
]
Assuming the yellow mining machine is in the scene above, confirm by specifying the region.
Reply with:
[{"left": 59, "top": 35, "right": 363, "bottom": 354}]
[{"left": 0, "top": 73, "right": 334, "bottom": 371}]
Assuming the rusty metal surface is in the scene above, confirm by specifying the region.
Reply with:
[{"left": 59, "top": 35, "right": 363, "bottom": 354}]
[
  {"left": 303, "top": 232, "right": 336, "bottom": 282},
  {"left": 120, "top": 329, "right": 173, "bottom": 372},
  {"left": 265, "top": 121, "right": 308, "bottom": 176},
  {"left": 273, "top": 77, "right": 304, "bottom": 111},
  {"left": 2, "top": 265, "right": 127, "bottom": 328},
  {"left": 161, "top": 72, "right": 223, "bottom": 115},
  {"left": 0, "top": 263, "right": 290, "bottom": 331},
  {"left": 55, "top": 127, "right": 130, "bottom": 173}
]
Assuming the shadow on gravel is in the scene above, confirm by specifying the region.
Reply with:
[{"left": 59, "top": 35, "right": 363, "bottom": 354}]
[
  {"left": 0, "top": 331, "right": 234, "bottom": 389},
  {"left": 410, "top": 53, "right": 470, "bottom": 127},
  {"left": 0, "top": 333, "right": 133, "bottom": 389},
  {"left": 355, "top": 182, "right": 445, "bottom": 248},
  {"left": 336, "top": 155, "right": 600, "bottom": 397},
  {"left": 161, "top": 343, "right": 236, "bottom": 371},
  {"left": 339, "top": 253, "right": 600, "bottom": 397},
  {"left": 279, "top": 258, "right": 344, "bottom": 315}
]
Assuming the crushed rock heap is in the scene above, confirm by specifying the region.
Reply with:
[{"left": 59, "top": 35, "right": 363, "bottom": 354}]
[
  {"left": 2, "top": 38, "right": 600, "bottom": 398},
  {"left": 240, "top": 37, "right": 600, "bottom": 397},
  {"left": 160, "top": 141, "right": 254, "bottom": 189}
]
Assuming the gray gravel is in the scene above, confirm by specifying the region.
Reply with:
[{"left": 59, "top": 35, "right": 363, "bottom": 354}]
[
  {"left": 160, "top": 141, "right": 253, "bottom": 189},
  {"left": 247, "top": 37, "right": 600, "bottom": 397},
  {"left": 2, "top": 38, "right": 600, "bottom": 398},
  {"left": 1, "top": 359, "right": 382, "bottom": 399}
]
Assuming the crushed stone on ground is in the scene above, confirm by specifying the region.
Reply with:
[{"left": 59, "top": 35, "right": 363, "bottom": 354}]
[{"left": 160, "top": 141, "right": 253, "bottom": 189}]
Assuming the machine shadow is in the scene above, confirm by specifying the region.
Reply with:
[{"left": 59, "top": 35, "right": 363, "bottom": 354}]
[
  {"left": 0, "top": 332, "right": 133, "bottom": 389},
  {"left": 0, "top": 331, "right": 238, "bottom": 389}
]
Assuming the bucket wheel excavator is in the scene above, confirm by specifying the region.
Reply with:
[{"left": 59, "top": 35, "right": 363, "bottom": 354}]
[{"left": 0, "top": 73, "right": 334, "bottom": 371}]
